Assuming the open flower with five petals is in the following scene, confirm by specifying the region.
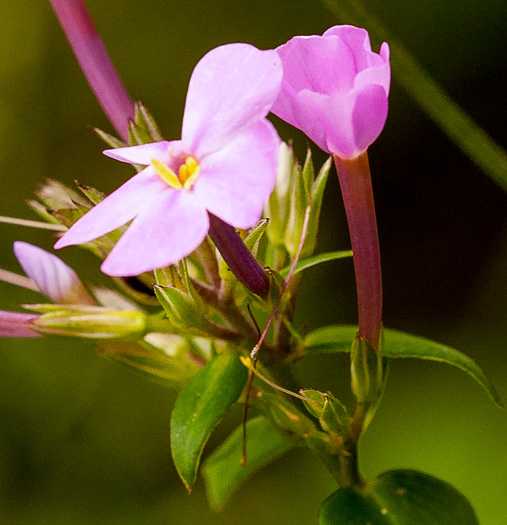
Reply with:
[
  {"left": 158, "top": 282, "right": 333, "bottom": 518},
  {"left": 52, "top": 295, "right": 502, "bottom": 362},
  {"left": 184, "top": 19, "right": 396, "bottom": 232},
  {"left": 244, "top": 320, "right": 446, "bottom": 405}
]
[{"left": 55, "top": 43, "right": 282, "bottom": 276}]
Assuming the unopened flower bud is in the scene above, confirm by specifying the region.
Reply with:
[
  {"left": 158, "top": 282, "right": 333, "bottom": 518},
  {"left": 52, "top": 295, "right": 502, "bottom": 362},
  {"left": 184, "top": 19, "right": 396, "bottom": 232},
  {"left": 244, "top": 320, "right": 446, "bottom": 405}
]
[{"left": 32, "top": 307, "right": 147, "bottom": 340}]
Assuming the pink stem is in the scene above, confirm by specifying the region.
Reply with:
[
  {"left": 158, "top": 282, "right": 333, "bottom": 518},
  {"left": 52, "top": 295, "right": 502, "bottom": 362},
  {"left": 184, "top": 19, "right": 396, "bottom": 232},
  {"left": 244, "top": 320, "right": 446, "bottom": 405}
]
[
  {"left": 334, "top": 152, "right": 382, "bottom": 351},
  {"left": 48, "top": 0, "right": 135, "bottom": 141},
  {"left": 0, "top": 311, "right": 41, "bottom": 338}
]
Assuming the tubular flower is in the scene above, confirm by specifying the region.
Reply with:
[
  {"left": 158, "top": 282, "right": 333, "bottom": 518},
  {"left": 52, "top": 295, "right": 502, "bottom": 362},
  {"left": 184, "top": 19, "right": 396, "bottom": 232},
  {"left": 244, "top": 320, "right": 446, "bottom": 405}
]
[
  {"left": 55, "top": 44, "right": 282, "bottom": 277},
  {"left": 271, "top": 25, "right": 390, "bottom": 159}
]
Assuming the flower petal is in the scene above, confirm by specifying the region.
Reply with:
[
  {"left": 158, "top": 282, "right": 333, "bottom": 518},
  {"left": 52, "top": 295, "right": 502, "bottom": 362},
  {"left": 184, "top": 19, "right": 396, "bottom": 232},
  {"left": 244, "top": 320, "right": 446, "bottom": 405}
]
[
  {"left": 0, "top": 311, "right": 40, "bottom": 338},
  {"left": 294, "top": 84, "right": 388, "bottom": 158},
  {"left": 100, "top": 190, "right": 210, "bottom": 276},
  {"left": 13, "top": 242, "right": 95, "bottom": 305},
  {"left": 55, "top": 169, "right": 168, "bottom": 249},
  {"left": 193, "top": 120, "right": 280, "bottom": 230},
  {"left": 182, "top": 43, "right": 282, "bottom": 157},
  {"left": 350, "top": 84, "right": 389, "bottom": 155},
  {"left": 104, "top": 141, "right": 172, "bottom": 165}
]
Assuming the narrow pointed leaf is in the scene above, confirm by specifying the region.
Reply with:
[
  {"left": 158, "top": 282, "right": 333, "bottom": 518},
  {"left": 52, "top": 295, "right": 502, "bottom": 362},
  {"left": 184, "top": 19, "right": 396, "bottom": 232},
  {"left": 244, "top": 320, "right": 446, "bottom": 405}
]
[
  {"left": 279, "top": 250, "right": 353, "bottom": 277},
  {"left": 171, "top": 352, "right": 248, "bottom": 491},
  {"left": 320, "top": 469, "right": 478, "bottom": 524},
  {"left": 202, "top": 416, "right": 295, "bottom": 509},
  {"left": 303, "top": 325, "right": 501, "bottom": 405}
]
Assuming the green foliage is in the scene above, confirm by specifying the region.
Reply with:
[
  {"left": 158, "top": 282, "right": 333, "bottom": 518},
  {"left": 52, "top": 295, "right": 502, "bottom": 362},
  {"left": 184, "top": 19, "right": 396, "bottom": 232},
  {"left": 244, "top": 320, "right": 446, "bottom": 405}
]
[
  {"left": 279, "top": 250, "right": 353, "bottom": 278},
  {"left": 202, "top": 416, "right": 295, "bottom": 509},
  {"left": 319, "top": 470, "right": 479, "bottom": 524},
  {"left": 301, "top": 390, "right": 351, "bottom": 435},
  {"left": 170, "top": 352, "right": 248, "bottom": 491},
  {"left": 303, "top": 325, "right": 502, "bottom": 405}
]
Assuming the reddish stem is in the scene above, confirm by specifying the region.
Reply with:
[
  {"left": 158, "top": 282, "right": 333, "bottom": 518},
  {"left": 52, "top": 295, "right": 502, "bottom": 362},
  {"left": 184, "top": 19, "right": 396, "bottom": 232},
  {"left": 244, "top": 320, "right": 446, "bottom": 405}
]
[
  {"left": 48, "top": 0, "right": 135, "bottom": 140},
  {"left": 334, "top": 152, "right": 382, "bottom": 351}
]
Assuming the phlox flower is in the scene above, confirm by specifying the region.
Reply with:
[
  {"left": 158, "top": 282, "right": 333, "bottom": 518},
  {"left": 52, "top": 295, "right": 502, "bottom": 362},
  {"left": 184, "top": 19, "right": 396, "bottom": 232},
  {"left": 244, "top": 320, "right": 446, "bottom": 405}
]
[
  {"left": 271, "top": 25, "right": 390, "bottom": 159},
  {"left": 55, "top": 44, "right": 282, "bottom": 276},
  {"left": 0, "top": 242, "right": 95, "bottom": 337}
]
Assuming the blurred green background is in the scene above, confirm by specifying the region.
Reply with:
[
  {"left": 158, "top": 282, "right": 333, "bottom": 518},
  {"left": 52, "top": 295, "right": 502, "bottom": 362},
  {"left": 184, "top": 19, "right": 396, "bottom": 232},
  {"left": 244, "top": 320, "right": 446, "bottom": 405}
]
[{"left": 1, "top": 0, "right": 506, "bottom": 523}]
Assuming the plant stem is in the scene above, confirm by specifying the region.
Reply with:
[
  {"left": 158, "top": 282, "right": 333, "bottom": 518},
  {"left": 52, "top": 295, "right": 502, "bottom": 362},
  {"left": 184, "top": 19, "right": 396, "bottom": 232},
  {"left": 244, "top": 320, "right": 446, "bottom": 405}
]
[
  {"left": 48, "top": 0, "right": 135, "bottom": 140},
  {"left": 334, "top": 152, "right": 382, "bottom": 351}
]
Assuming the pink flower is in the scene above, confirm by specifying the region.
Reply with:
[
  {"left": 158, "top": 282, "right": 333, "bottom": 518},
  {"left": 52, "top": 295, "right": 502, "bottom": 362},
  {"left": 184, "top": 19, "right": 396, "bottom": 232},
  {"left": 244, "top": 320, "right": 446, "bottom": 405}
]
[
  {"left": 13, "top": 241, "right": 95, "bottom": 305},
  {"left": 271, "top": 25, "right": 390, "bottom": 159},
  {"left": 0, "top": 242, "right": 95, "bottom": 337},
  {"left": 55, "top": 44, "right": 282, "bottom": 276}
]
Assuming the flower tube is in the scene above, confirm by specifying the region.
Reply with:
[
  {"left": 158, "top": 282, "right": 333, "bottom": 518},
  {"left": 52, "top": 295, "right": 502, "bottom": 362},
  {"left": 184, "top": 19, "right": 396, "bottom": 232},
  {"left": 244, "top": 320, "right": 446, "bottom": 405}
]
[{"left": 272, "top": 26, "right": 390, "bottom": 350}]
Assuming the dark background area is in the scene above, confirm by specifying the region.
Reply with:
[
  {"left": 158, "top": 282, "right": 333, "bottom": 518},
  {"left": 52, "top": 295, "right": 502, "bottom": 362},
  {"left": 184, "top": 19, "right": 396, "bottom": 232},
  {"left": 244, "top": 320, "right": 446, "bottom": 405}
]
[{"left": 0, "top": 1, "right": 506, "bottom": 523}]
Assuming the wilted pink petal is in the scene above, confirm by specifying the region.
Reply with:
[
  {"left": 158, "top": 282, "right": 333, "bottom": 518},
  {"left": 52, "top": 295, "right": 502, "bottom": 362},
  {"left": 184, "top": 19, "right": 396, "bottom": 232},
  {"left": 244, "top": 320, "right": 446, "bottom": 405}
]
[
  {"left": 0, "top": 311, "right": 40, "bottom": 338},
  {"left": 13, "top": 242, "right": 95, "bottom": 305},
  {"left": 182, "top": 44, "right": 282, "bottom": 157},
  {"left": 272, "top": 25, "right": 390, "bottom": 158},
  {"left": 56, "top": 43, "right": 282, "bottom": 277}
]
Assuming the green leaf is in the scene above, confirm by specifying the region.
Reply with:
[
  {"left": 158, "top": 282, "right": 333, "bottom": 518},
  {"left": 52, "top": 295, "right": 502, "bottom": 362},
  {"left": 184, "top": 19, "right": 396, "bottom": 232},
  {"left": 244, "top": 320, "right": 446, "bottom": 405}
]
[
  {"left": 170, "top": 352, "right": 248, "bottom": 491},
  {"left": 319, "top": 469, "right": 478, "bottom": 524},
  {"left": 202, "top": 416, "right": 295, "bottom": 509},
  {"left": 303, "top": 325, "right": 502, "bottom": 405},
  {"left": 279, "top": 250, "right": 353, "bottom": 278}
]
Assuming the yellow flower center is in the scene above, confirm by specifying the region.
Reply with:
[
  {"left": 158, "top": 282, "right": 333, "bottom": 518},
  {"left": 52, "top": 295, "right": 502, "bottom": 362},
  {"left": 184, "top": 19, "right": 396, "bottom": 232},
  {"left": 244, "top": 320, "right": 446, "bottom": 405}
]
[{"left": 151, "top": 156, "right": 200, "bottom": 190}]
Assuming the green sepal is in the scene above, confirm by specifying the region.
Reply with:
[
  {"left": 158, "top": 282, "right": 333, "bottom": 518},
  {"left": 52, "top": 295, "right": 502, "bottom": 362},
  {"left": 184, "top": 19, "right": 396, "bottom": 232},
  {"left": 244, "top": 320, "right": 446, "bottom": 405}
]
[
  {"left": 244, "top": 219, "right": 269, "bottom": 256},
  {"left": 300, "top": 156, "right": 332, "bottom": 259},
  {"left": 134, "top": 101, "right": 163, "bottom": 142},
  {"left": 93, "top": 127, "right": 126, "bottom": 149},
  {"left": 285, "top": 149, "right": 313, "bottom": 257},
  {"left": 350, "top": 334, "right": 384, "bottom": 405},
  {"left": 303, "top": 325, "right": 502, "bottom": 405},
  {"left": 98, "top": 336, "right": 202, "bottom": 390},
  {"left": 33, "top": 177, "right": 89, "bottom": 210},
  {"left": 202, "top": 415, "right": 295, "bottom": 510},
  {"left": 255, "top": 392, "right": 317, "bottom": 439},
  {"left": 154, "top": 285, "right": 206, "bottom": 334},
  {"left": 76, "top": 181, "right": 106, "bottom": 205},
  {"left": 301, "top": 390, "right": 351, "bottom": 435},
  {"left": 265, "top": 142, "right": 295, "bottom": 247},
  {"left": 31, "top": 306, "right": 147, "bottom": 340},
  {"left": 26, "top": 198, "right": 65, "bottom": 225},
  {"left": 50, "top": 205, "right": 89, "bottom": 229},
  {"left": 128, "top": 120, "right": 152, "bottom": 146},
  {"left": 319, "top": 469, "right": 479, "bottom": 525},
  {"left": 170, "top": 352, "right": 248, "bottom": 491}
]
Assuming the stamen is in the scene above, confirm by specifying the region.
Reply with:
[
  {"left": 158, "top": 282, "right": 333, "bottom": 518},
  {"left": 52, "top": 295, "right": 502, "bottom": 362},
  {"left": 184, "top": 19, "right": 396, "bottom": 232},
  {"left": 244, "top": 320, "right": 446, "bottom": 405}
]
[
  {"left": 180, "top": 157, "right": 200, "bottom": 189},
  {"left": 151, "top": 158, "right": 182, "bottom": 189}
]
